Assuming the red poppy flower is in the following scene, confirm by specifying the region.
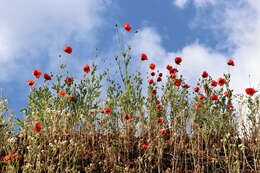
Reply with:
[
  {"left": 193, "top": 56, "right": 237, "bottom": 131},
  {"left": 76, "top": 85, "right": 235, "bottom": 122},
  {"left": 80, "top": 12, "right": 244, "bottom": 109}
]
[
  {"left": 83, "top": 64, "right": 90, "bottom": 74},
  {"left": 141, "top": 144, "right": 150, "bottom": 149},
  {"left": 140, "top": 53, "right": 148, "bottom": 61},
  {"left": 196, "top": 104, "right": 202, "bottom": 108},
  {"left": 171, "top": 68, "right": 178, "bottom": 73},
  {"left": 210, "top": 80, "right": 217, "bottom": 87},
  {"left": 66, "top": 77, "right": 72, "bottom": 84},
  {"left": 105, "top": 107, "right": 112, "bottom": 115},
  {"left": 174, "top": 79, "right": 181, "bottom": 87},
  {"left": 68, "top": 95, "right": 74, "bottom": 101},
  {"left": 182, "top": 84, "right": 189, "bottom": 88},
  {"left": 149, "top": 63, "right": 156, "bottom": 70},
  {"left": 211, "top": 94, "right": 218, "bottom": 101},
  {"left": 199, "top": 94, "right": 205, "bottom": 100},
  {"left": 157, "top": 77, "right": 162, "bottom": 82},
  {"left": 152, "top": 89, "right": 156, "bottom": 94},
  {"left": 27, "top": 80, "right": 35, "bottom": 87},
  {"left": 157, "top": 118, "right": 164, "bottom": 124},
  {"left": 170, "top": 73, "right": 176, "bottom": 79},
  {"left": 227, "top": 59, "right": 234, "bottom": 66},
  {"left": 202, "top": 71, "right": 208, "bottom": 78},
  {"left": 34, "top": 123, "right": 41, "bottom": 132},
  {"left": 3, "top": 155, "right": 11, "bottom": 163},
  {"left": 159, "top": 129, "right": 167, "bottom": 135},
  {"left": 224, "top": 91, "right": 232, "bottom": 97},
  {"left": 12, "top": 152, "right": 22, "bottom": 162},
  {"left": 194, "top": 86, "right": 200, "bottom": 92},
  {"left": 159, "top": 72, "right": 163, "bottom": 77},
  {"left": 156, "top": 100, "right": 160, "bottom": 104},
  {"left": 175, "top": 57, "right": 182, "bottom": 65},
  {"left": 59, "top": 91, "right": 66, "bottom": 96},
  {"left": 33, "top": 69, "right": 42, "bottom": 79},
  {"left": 124, "top": 23, "right": 131, "bottom": 32},
  {"left": 151, "top": 72, "right": 155, "bottom": 76},
  {"left": 64, "top": 46, "right": 72, "bottom": 54},
  {"left": 245, "top": 88, "right": 255, "bottom": 96},
  {"left": 124, "top": 113, "right": 131, "bottom": 120},
  {"left": 218, "top": 78, "right": 226, "bottom": 86},
  {"left": 166, "top": 65, "right": 172, "bottom": 71},
  {"left": 44, "top": 73, "right": 51, "bottom": 81},
  {"left": 148, "top": 79, "right": 154, "bottom": 84},
  {"left": 227, "top": 105, "right": 233, "bottom": 110},
  {"left": 156, "top": 104, "right": 163, "bottom": 110}
]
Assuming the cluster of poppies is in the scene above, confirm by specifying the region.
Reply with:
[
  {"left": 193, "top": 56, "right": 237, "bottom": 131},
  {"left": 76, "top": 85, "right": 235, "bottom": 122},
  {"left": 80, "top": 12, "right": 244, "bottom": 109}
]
[
  {"left": 24, "top": 23, "right": 257, "bottom": 152},
  {"left": 3, "top": 151, "right": 23, "bottom": 164}
]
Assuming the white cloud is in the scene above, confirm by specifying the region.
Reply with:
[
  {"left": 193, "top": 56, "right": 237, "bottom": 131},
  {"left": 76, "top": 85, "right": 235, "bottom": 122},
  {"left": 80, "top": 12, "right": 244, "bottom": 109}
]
[
  {"left": 0, "top": 0, "right": 111, "bottom": 82},
  {"left": 174, "top": 0, "right": 188, "bottom": 8},
  {"left": 173, "top": 0, "right": 216, "bottom": 8}
]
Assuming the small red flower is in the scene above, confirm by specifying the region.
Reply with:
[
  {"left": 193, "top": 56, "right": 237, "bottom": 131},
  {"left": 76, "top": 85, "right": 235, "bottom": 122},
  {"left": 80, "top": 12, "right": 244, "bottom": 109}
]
[
  {"left": 170, "top": 73, "right": 176, "bottom": 79},
  {"left": 44, "top": 73, "right": 51, "bottom": 81},
  {"left": 175, "top": 57, "right": 182, "bottom": 65},
  {"left": 224, "top": 91, "right": 232, "bottom": 97},
  {"left": 182, "top": 84, "right": 189, "bottom": 88},
  {"left": 141, "top": 144, "right": 150, "bottom": 149},
  {"left": 156, "top": 100, "right": 160, "bottom": 104},
  {"left": 124, "top": 23, "right": 131, "bottom": 32},
  {"left": 159, "top": 72, "right": 163, "bottom": 77},
  {"left": 174, "top": 79, "right": 181, "bottom": 87},
  {"left": 199, "top": 94, "right": 205, "bottom": 100},
  {"left": 66, "top": 77, "right": 72, "bottom": 84},
  {"left": 157, "top": 77, "right": 162, "bottom": 82},
  {"left": 211, "top": 94, "right": 218, "bottom": 101},
  {"left": 210, "top": 80, "right": 217, "bottom": 87},
  {"left": 12, "top": 152, "right": 22, "bottom": 162},
  {"left": 166, "top": 65, "right": 172, "bottom": 71},
  {"left": 194, "top": 86, "right": 200, "bottom": 92},
  {"left": 157, "top": 118, "right": 164, "bottom": 124},
  {"left": 217, "top": 78, "right": 226, "bottom": 86},
  {"left": 152, "top": 89, "right": 157, "bottom": 94},
  {"left": 149, "top": 63, "right": 156, "bottom": 70},
  {"left": 64, "top": 46, "right": 72, "bottom": 54},
  {"left": 34, "top": 123, "right": 41, "bottom": 132},
  {"left": 159, "top": 129, "right": 167, "bottom": 135},
  {"left": 105, "top": 107, "right": 112, "bottom": 115},
  {"left": 3, "top": 155, "right": 11, "bottom": 163},
  {"left": 202, "top": 71, "right": 208, "bottom": 78},
  {"left": 68, "top": 95, "right": 74, "bottom": 101},
  {"left": 124, "top": 113, "right": 131, "bottom": 120},
  {"left": 83, "top": 64, "right": 90, "bottom": 74},
  {"left": 151, "top": 72, "right": 155, "bottom": 76},
  {"left": 33, "top": 69, "right": 42, "bottom": 79},
  {"left": 148, "top": 79, "right": 154, "bottom": 84},
  {"left": 59, "top": 91, "right": 66, "bottom": 96},
  {"left": 171, "top": 68, "right": 178, "bottom": 73},
  {"left": 227, "top": 59, "right": 234, "bottom": 66},
  {"left": 227, "top": 105, "right": 233, "bottom": 110},
  {"left": 245, "top": 88, "right": 255, "bottom": 96},
  {"left": 140, "top": 53, "right": 148, "bottom": 61},
  {"left": 196, "top": 103, "right": 202, "bottom": 108},
  {"left": 27, "top": 80, "right": 35, "bottom": 87},
  {"left": 156, "top": 104, "right": 163, "bottom": 110}
]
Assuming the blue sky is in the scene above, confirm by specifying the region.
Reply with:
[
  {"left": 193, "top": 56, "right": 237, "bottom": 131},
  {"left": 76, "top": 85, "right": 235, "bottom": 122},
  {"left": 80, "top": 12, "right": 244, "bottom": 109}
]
[{"left": 0, "top": 0, "right": 260, "bottom": 122}]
